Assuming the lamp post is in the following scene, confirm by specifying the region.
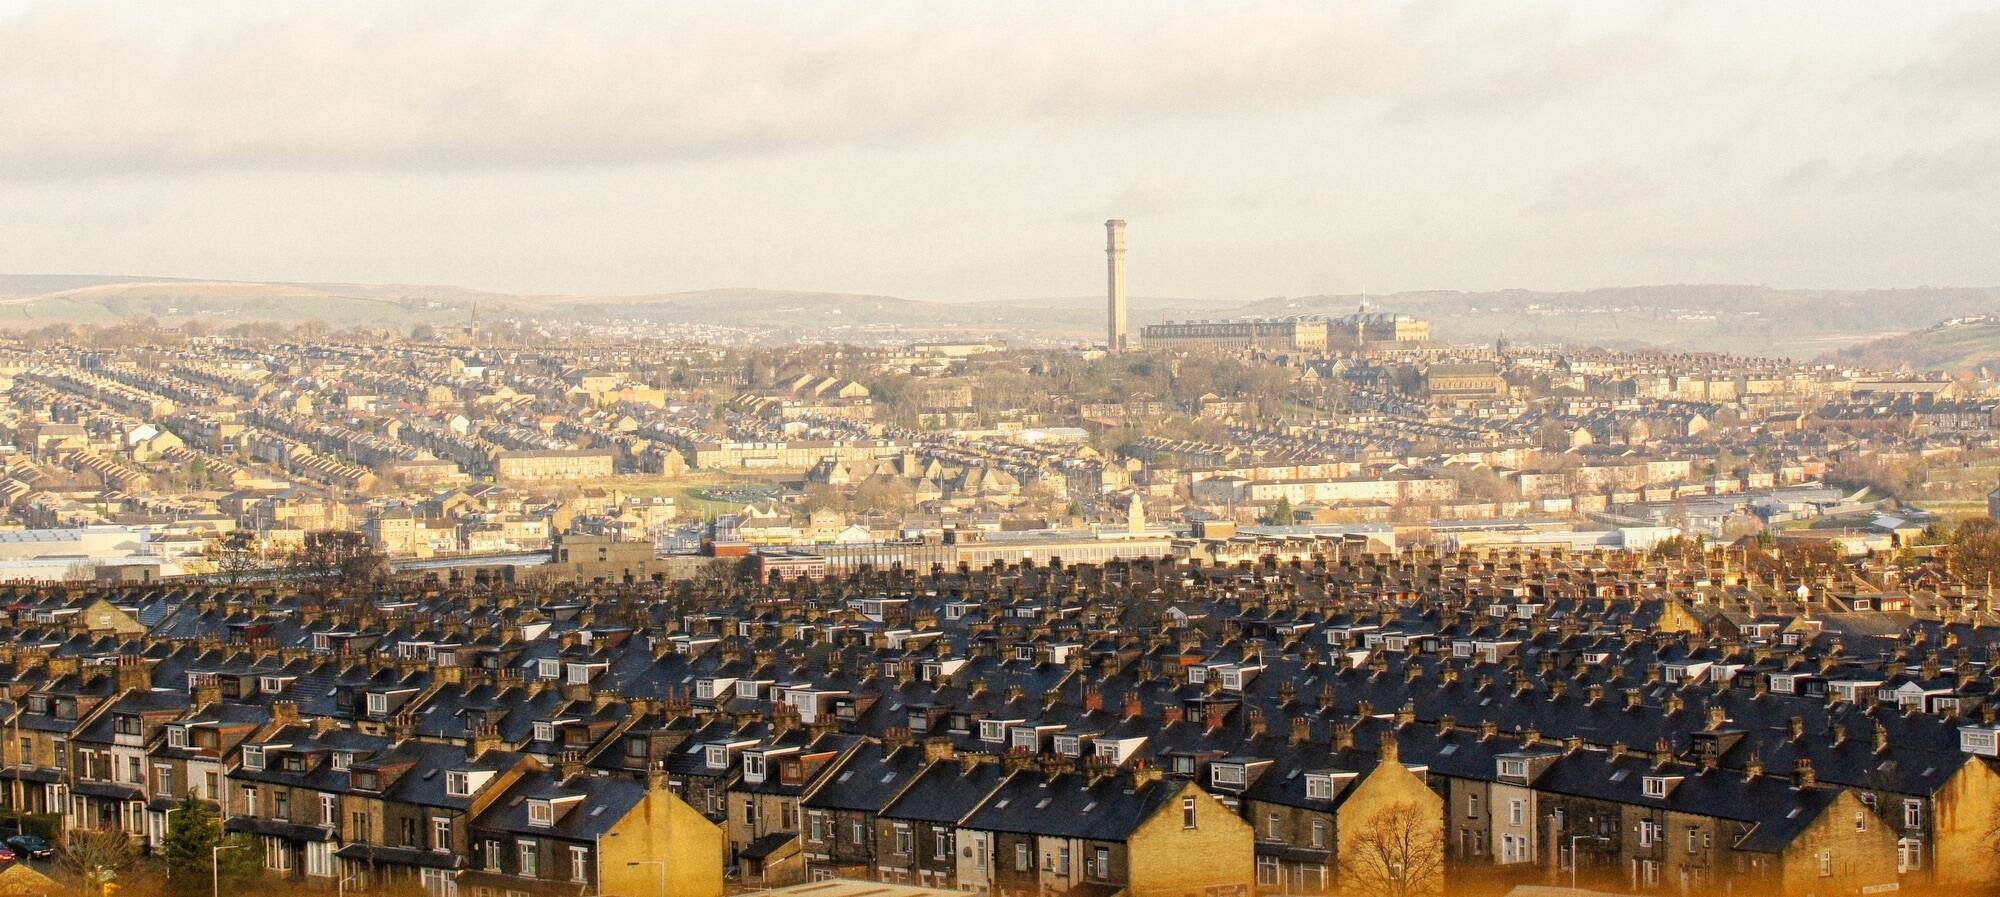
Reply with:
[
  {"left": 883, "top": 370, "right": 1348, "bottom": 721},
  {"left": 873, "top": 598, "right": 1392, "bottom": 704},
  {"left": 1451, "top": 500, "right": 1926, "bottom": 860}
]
[
  {"left": 627, "top": 860, "right": 666, "bottom": 897},
  {"left": 212, "top": 843, "right": 244, "bottom": 897}
]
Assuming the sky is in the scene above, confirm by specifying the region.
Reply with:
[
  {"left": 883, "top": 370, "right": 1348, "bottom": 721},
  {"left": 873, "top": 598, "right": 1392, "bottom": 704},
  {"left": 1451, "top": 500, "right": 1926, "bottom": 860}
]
[{"left": 0, "top": 0, "right": 1997, "bottom": 303}]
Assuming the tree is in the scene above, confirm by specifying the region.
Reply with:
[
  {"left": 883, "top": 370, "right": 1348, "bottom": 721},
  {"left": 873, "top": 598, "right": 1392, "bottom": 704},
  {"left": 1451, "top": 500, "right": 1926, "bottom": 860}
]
[
  {"left": 207, "top": 530, "right": 260, "bottom": 585},
  {"left": 1261, "top": 495, "right": 1294, "bottom": 526},
  {"left": 160, "top": 795, "right": 260, "bottom": 897},
  {"left": 293, "top": 530, "right": 387, "bottom": 587},
  {"left": 1342, "top": 802, "right": 1445, "bottom": 897},
  {"left": 1949, "top": 517, "right": 2000, "bottom": 585},
  {"left": 60, "top": 828, "right": 138, "bottom": 896}
]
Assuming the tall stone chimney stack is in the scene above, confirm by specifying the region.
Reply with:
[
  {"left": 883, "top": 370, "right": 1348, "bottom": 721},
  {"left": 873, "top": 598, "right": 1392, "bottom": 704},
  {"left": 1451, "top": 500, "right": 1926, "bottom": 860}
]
[{"left": 1105, "top": 219, "right": 1128, "bottom": 352}]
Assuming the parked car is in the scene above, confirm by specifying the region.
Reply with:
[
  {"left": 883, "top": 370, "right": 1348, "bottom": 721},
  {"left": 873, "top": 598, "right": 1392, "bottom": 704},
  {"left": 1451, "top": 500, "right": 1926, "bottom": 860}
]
[
  {"left": 4, "top": 835, "right": 49, "bottom": 860},
  {"left": 0, "top": 846, "right": 17, "bottom": 863}
]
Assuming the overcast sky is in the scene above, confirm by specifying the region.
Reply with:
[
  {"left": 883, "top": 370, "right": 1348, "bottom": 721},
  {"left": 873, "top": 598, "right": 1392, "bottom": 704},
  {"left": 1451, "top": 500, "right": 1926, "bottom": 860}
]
[{"left": 1, "top": 1, "right": 1996, "bottom": 302}]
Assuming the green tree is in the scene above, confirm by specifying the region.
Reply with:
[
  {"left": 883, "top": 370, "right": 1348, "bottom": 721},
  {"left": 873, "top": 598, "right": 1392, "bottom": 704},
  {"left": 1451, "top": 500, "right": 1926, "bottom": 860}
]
[
  {"left": 160, "top": 794, "right": 260, "bottom": 896},
  {"left": 1261, "top": 495, "right": 1294, "bottom": 526}
]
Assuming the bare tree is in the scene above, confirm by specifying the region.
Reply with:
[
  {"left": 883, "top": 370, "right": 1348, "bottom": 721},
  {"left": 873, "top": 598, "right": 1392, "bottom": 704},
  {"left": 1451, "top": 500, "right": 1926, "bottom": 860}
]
[
  {"left": 61, "top": 827, "right": 138, "bottom": 895},
  {"left": 1342, "top": 802, "right": 1445, "bottom": 897}
]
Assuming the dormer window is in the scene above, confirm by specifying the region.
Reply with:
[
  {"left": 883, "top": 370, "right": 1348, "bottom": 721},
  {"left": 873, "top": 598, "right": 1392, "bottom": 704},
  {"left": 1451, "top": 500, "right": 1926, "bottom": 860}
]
[
  {"left": 260, "top": 676, "right": 292, "bottom": 693},
  {"left": 1212, "top": 764, "right": 1245, "bottom": 787},
  {"left": 706, "top": 746, "right": 727, "bottom": 769},
  {"left": 242, "top": 745, "right": 265, "bottom": 771},
  {"left": 167, "top": 727, "right": 187, "bottom": 749},
  {"left": 1499, "top": 759, "right": 1528, "bottom": 780},
  {"left": 536, "top": 660, "right": 561, "bottom": 680},
  {"left": 1305, "top": 774, "right": 1334, "bottom": 801},
  {"left": 744, "top": 753, "right": 766, "bottom": 782},
  {"left": 331, "top": 752, "right": 352, "bottom": 771},
  {"left": 1188, "top": 668, "right": 1207, "bottom": 684},
  {"left": 533, "top": 722, "right": 555, "bottom": 743},
  {"left": 446, "top": 771, "right": 470, "bottom": 797},
  {"left": 979, "top": 721, "right": 1006, "bottom": 743},
  {"left": 528, "top": 799, "right": 553, "bottom": 827},
  {"left": 366, "top": 693, "right": 388, "bottom": 715},
  {"left": 352, "top": 770, "right": 379, "bottom": 791},
  {"left": 1643, "top": 776, "right": 1680, "bottom": 799}
]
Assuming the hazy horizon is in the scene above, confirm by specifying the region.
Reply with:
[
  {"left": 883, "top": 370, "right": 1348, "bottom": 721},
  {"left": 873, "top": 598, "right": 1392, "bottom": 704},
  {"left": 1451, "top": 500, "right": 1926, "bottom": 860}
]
[{"left": 3, "top": 1, "right": 1997, "bottom": 304}]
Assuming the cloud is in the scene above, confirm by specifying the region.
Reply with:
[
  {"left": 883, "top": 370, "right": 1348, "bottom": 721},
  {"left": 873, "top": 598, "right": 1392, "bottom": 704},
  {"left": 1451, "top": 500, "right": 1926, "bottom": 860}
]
[{"left": 0, "top": 1, "right": 1693, "bottom": 180}]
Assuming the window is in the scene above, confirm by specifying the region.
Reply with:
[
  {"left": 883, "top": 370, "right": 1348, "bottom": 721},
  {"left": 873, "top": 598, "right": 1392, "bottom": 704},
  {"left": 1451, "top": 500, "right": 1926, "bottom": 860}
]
[
  {"left": 1498, "top": 759, "right": 1527, "bottom": 779},
  {"left": 527, "top": 800, "right": 553, "bottom": 828},
  {"left": 433, "top": 818, "right": 451, "bottom": 852},
  {"left": 242, "top": 786, "right": 259, "bottom": 817},
  {"left": 1212, "top": 765, "right": 1244, "bottom": 787},
  {"left": 321, "top": 794, "right": 338, "bottom": 827},
  {"left": 1897, "top": 839, "right": 1922, "bottom": 873},
  {"left": 1094, "top": 847, "right": 1110, "bottom": 879},
  {"left": 483, "top": 840, "right": 502, "bottom": 872},
  {"left": 1306, "top": 775, "right": 1333, "bottom": 801},
  {"left": 536, "top": 660, "right": 561, "bottom": 679},
  {"left": 1182, "top": 796, "right": 1197, "bottom": 829},
  {"left": 1687, "top": 827, "right": 1699, "bottom": 854},
  {"left": 1311, "top": 820, "right": 1326, "bottom": 848},
  {"left": 1015, "top": 843, "right": 1030, "bottom": 872},
  {"left": 331, "top": 752, "right": 351, "bottom": 771},
  {"left": 1468, "top": 794, "right": 1480, "bottom": 818},
  {"left": 1509, "top": 799, "right": 1524, "bottom": 826},
  {"left": 1056, "top": 845, "right": 1070, "bottom": 875},
  {"left": 275, "top": 790, "right": 290, "bottom": 818},
  {"left": 517, "top": 841, "right": 538, "bottom": 878},
  {"left": 167, "top": 727, "right": 187, "bottom": 749},
  {"left": 808, "top": 813, "right": 826, "bottom": 842},
  {"left": 1266, "top": 813, "right": 1281, "bottom": 839},
  {"left": 242, "top": 745, "right": 265, "bottom": 771},
  {"left": 705, "top": 746, "right": 727, "bottom": 769},
  {"left": 1855, "top": 812, "right": 1866, "bottom": 832},
  {"left": 934, "top": 830, "right": 952, "bottom": 859},
  {"left": 366, "top": 693, "right": 388, "bottom": 715},
  {"left": 446, "top": 771, "right": 470, "bottom": 797},
  {"left": 744, "top": 754, "right": 765, "bottom": 781},
  {"left": 569, "top": 846, "right": 589, "bottom": 883},
  {"left": 980, "top": 721, "right": 1006, "bottom": 743},
  {"left": 743, "top": 798, "right": 758, "bottom": 827},
  {"left": 1257, "top": 856, "right": 1281, "bottom": 886},
  {"left": 418, "top": 868, "right": 449, "bottom": 896},
  {"left": 1903, "top": 800, "right": 1922, "bottom": 829},
  {"left": 114, "top": 715, "right": 141, "bottom": 737},
  {"left": 1639, "top": 821, "right": 1661, "bottom": 847},
  {"left": 533, "top": 723, "right": 554, "bottom": 743},
  {"left": 153, "top": 764, "right": 172, "bottom": 795},
  {"left": 893, "top": 824, "right": 912, "bottom": 855},
  {"left": 1818, "top": 849, "right": 1832, "bottom": 877},
  {"left": 852, "top": 821, "right": 866, "bottom": 844}
]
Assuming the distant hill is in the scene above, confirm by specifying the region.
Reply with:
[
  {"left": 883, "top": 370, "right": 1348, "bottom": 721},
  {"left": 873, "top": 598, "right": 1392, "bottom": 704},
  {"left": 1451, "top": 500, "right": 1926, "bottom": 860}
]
[
  {"left": 0, "top": 275, "right": 1996, "bottom": 357},
  {"left": 1231, "top": 286, "right": 2000, "bottom": 357},
  {"left": 1825, "top": 318, "right": 2000, "bottom": 374},
  {"left": 0, "top": 280, "right": 480, "bottom": 328}
]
